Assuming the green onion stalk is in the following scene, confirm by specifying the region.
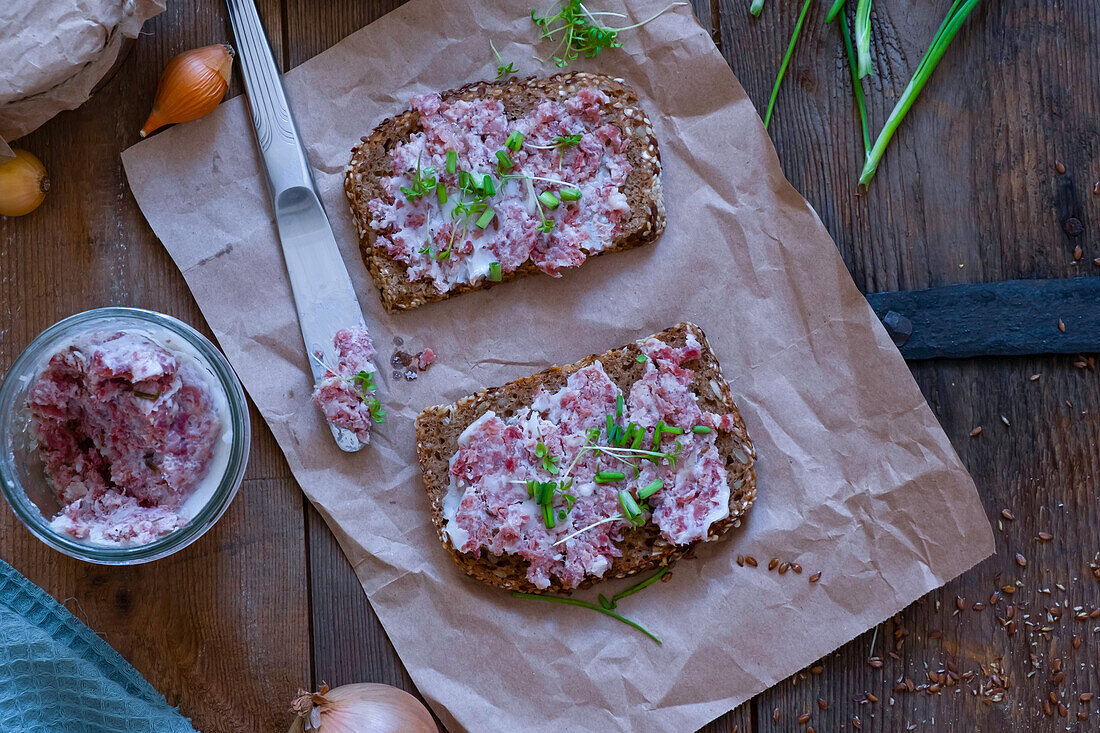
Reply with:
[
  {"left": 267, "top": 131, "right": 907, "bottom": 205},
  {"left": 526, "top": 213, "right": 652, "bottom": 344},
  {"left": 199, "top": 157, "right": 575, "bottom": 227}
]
[
  {"left": 858, "top": 0, "right": 982, "bottom": 186},
  {"left": 854, "top": 0, "right": 874, "bottom": 78},
  {"left": 763, "top": 0, "right": 814, "bottom": 129}
]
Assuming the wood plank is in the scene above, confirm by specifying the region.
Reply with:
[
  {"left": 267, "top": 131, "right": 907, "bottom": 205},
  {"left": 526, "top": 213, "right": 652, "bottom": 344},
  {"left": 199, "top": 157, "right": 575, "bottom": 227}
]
[
  {"left": 0, "top": 1, "right": 308, "bottom": 731},
  {"left": 709, "top": 0, "right": 1100, "bottom": 730}
]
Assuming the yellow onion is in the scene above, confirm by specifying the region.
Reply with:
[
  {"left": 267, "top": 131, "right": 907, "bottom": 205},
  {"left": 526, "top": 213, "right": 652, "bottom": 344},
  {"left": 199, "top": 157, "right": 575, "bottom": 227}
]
[
  {"left": 0, "top": 149, "right": 50, "bottom": 217},
  {"left": 288, "top": 683, "right": 436, "bottom": 733},
  {"left": 141, "top": 44, "right": 235, "bottom": 137}
]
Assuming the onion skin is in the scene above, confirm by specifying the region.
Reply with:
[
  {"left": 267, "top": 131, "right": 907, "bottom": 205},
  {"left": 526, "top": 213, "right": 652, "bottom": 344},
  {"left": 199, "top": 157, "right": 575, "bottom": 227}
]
[
  {"left": 141, "top": 44, "right": 235, "bottom": 137},
  {"left": 288, "top": 683, "right": 437, "bottom": 733},
  {"left": 0, "top": 149, "right": 50, "bottom": 217}
]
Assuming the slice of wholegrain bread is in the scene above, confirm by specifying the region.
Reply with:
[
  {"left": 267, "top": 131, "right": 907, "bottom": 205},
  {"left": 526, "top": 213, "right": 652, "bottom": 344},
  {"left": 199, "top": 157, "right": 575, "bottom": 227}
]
[
  {"left": 344, "top": 72, "right": 665, "bottom": 312},
  {"left": 414, "top": 322, "right": 756, "bottom": 594}
]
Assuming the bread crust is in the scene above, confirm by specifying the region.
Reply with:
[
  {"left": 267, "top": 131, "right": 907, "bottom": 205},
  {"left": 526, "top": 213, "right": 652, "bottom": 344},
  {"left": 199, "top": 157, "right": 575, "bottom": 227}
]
[
  {"left": 344, "top": 72, "right": 666, "bottom": 312},
  {"left": 415, "top": 322, "right": 756, "bottom": 593}
]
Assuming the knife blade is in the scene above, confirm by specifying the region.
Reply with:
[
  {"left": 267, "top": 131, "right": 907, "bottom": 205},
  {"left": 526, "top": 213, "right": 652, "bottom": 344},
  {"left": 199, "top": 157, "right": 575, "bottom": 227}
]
[{"left": 226, "top": 0, "right": 368, "bottom": 452}]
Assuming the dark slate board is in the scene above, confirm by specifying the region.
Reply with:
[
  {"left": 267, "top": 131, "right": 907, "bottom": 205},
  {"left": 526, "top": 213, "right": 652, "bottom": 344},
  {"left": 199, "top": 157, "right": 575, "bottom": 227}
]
[{"left": 865, "top": 277, "right": 1100, "bottom": 360}]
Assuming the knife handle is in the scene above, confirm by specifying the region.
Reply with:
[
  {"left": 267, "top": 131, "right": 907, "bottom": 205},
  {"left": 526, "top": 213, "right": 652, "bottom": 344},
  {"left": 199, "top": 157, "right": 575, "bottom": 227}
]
[{"left": 226, "top": 0, "right": 315, "bottom": 199}]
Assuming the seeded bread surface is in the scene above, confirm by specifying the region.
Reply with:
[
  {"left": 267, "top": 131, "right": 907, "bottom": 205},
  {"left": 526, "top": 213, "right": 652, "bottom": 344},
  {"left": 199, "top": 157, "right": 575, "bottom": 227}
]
[
  {"left": 344, "top": 72, "right": 666, "bottom": 312},
  {"left": 415, "top": 322, "right": 756, "bottom": 594}
]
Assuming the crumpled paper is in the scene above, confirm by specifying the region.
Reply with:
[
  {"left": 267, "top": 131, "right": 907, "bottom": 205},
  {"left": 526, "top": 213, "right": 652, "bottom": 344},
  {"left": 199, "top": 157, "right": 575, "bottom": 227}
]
[
  {"left": 0, "top": 0, "right": 165, "bottom": 157},
  {"left": 119, "top": 0, "right": 995, "bottom": 730}
]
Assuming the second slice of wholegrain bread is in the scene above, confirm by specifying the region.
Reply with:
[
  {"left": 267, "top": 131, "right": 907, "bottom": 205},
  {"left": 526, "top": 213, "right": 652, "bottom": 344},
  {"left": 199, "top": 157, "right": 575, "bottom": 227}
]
[
  {"left": 344, "top": 72, "right": 665, "bottom": 312},
  {"left": 415, "top": 322, "right": 756, "bottom": 594}
]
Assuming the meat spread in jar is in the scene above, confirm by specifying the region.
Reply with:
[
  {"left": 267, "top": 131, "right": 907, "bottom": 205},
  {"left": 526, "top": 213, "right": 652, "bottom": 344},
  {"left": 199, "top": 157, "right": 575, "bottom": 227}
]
[
  {"left": 368, "top": 87, "right": 633, "bottom": 293},
  {"left": 312, "top": 326, "right": 384, "bottom": 445},
  {"left": 442, "top": 333, "right": 737, "bottom": 590},
  {"left": 27, "top": 330, "right": 231, "bottom": 546}
]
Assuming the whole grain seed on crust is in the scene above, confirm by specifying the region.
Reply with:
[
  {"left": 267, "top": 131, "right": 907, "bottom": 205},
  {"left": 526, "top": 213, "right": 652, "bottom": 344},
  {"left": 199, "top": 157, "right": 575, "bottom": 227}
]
[
  {"left": 414, "top": 322, "right": 755, "bottom": 593},
  {"left": 345, "top": 72, "right": 665, "bottom": 311}
]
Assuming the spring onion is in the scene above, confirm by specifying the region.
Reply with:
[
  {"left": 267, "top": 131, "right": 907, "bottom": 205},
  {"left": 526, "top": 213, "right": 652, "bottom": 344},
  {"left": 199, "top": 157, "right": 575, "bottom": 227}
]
[
  {"left": 611, "top": 566, "right": 669, "bottom": 605},
  {"left": 858, "top": 0, "right": 981, "bottom": 186},
  {"left": 595, "top": 471, "right": 626, "bottom": 483},
  {"left": 692, "top": 425, "right": 711, "bottom": 434},
  {"left": 512, "top": 592, "right": 662, "bottom": 643},
  {"left": 476, "top": 207, "right": 496, "bottom": 229},
  {"left": 445, "top": 150, "right": 457, "bottom": 175},
  {"left": 854, "top": 0, "right": 873, "bottom": 78},
  {"left": 489, "top": 261, "right": 502, "bottom": 281},
  {"left": 537, "top": 191, "right": 560, "bottom": 209},
  {"left": 615, "top": 394, "right": 624, "bottom": 418},
  {"left": 436, "top": 183, "right": 447, "bottom": 205},
  {"left": 763, "top": 0, "right": 813, "bottom": 130},
  {"left": 638, "top": 479, "right": 663, "bottom": 500},
  {"left": 750, "top": 0, "right": 765, "bottom": 17},
  {"left": 560, "top": 187, "right": 582, "bottom": 201},
  {"left": 826, "top": 0, "right": 845, "bottom": 22},
  {"left": 839, "top": 5, "right": 872, "bottom": 156}
]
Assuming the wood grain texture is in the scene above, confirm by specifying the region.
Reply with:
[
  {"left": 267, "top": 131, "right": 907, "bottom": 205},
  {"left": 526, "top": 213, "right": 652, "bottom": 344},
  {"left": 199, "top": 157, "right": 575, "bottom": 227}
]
[{"left": 0, "top": 2, "right": 309, "bottom": 732}]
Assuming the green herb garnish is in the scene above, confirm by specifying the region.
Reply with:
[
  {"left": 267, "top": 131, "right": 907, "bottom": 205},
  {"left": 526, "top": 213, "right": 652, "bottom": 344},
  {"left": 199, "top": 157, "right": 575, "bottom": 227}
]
[
  {"left": 399, "top": 153, "right": 437, "bottom": 201},
  {"left": 615, "top": 394, "right": 624, "bottom": 418},
  {"left": 445, "top": 150, "right": 458, "bottom": 175},
  {"left": 595, "top": 470, "right": 626, "bottom": 483},
  {"left": 692, "top": 425, "right": 712, "bottom": 434},
  {"left": 635, "top": 354, "right": 647, "bottom": 363},
  {"left": 536, "top": 218, "right": 555, "bottom": 233},
  {"left": 506, "top": 131, "right": 524, "bottom": 151},
  {"left": 750, "top": 0, "right": 765, "bottom": 17},
  {"left": 854, "top": 0, "right": 874, "bottom": 79},
  {"left": 489, "top": 261, "right": 503, "bottom": 281},
  {"left": 531, "top": 0, "right": 685, "bottom": 69},
  {"left": 476, "top": 207, "right": 496, "bottom": 229},
  {"left": 496, "top": 150, "right": 514, "bottom": 173},
  {"left": 490, "top": 40, "right": 517, "bottom": 80},
  {"left": 763, "top": 0, "right": 813, "bottom": 130},
  {"left": 512, "top": 592, "right": 662, "bottom": 644},
  {"left": 611, "top": 566, "right": 669, "bottom": 606},
  {"left": 560, "top": 187, "right": 582, "bottom": 201},
  {"left": 537, "top": 191, "right": 560, "bottom": 209},
  {"left": 638, "top": 479, "right": 663, "bottom": 500}
]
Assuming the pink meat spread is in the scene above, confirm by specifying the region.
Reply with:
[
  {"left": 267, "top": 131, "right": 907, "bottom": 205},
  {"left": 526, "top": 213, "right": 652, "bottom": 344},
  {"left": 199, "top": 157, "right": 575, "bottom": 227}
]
[
  {"left": 443, "top": 334, "right": 738, "bottom": 590},
  {"left": 312, "top": 327, "right": 382, "bottom": 445},
  {"left": 367, "top": 87, "right": 633, "bottom": 292},
  {"left": 27, "top": 331, "right": 223, "bottom": 545}
]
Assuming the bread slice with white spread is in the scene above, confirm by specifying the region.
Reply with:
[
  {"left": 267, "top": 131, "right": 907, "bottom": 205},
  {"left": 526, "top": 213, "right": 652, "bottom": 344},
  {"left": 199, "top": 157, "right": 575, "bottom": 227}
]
[
  {"left": 344, "top": 72, "right": 665, "bottom": 311},
  {"left": 415, "top": 323, "right": 756, "bottom": 594}
]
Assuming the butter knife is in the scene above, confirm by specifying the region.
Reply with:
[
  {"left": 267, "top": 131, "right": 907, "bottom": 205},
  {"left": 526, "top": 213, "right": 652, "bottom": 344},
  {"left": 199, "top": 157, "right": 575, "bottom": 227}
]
[{"left": 226, "top": 0, "right": 367, "bottom": 452}]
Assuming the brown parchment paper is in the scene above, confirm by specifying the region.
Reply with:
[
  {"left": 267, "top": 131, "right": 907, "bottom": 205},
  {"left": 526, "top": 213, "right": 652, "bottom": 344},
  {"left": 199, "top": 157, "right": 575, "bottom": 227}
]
[{"left": 120, "top": 1, "right": 995, "bottom": 729}]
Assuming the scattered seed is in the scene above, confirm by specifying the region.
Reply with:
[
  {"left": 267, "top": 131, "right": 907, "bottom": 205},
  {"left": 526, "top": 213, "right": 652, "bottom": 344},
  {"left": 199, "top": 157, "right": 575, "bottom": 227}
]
[
  {"left": 736, "top": 555, "right": 744, "bottom": 567},
  {"left": 779, "top": 562, "right": 790, "bottom": 575},
  {"left": 768, "top": 558, "right": 779, "bottom": 571},
  {"left": 866, "top": 693, "right": 879, "bottom": 703},
  {"left": 1095, "top": 258, "right": 1100, "bottom": 267},
  {"left": 744, "top": 555, "right": 757, "bottom": 567},
  {"left": 1029, "top": 373, "right": 1041, "bottom": 381},
  {"left": 973, "top": 602, "right": 985, "bottom": 611},
  {"left": 1079, "top": 712, "right": 1089, "bottom": 722},
  {"left": 1001, "top": 509, "right": 1014, "bottom": 521},
  {"left": 1059, "top": 703, "right": 1068, "bottom": 717},
  {"left": 1075, "top": 244, "right": 1084, "bottom": 261},
  {"left": 1044, "top": 700, "right": 1053, "bottom": 716},
  {"left": 1094, "top": 181, "right": 1100, "bottom": 195},
  {"left": 1037, "top": 532, "right": 1052, "bottom": 542},
  {"left": 1016, "top": 553, "right": 1028, "bottom": 567},
  {"left": 970, "top": 426, "right": 983, "bottom": 437},
  {"left": 1058, "top": 319, "right": 1067, "bottom": 332},
  {"left": 1001, "top": 415, "right": 1010, "bottom": 426},
  {"left": 807, "top": 727, "right": 816, "bottom": 733},
  {"left": 869, "top": 657, "right": 883, "bottom": 668},
  {"left": 990, "top": 591, "right": 1001, "bottom": 605},
  {"left": 809, "top": 571, "right": 821, "bottom": 583},
  {"left": 811, "top": 665, "right": 823, "bottom": 675},
  {"left": 1056, "top": 161, "right": 1066, "bottom": 174},
  {"left": 1053, "top": 658, "right": 1062, "bottom": 673},
  {"left": 852, "top": 716, "right": 862, "bottom": 730},
  {"left": 1007, "top": 621, "right": 1016, "bottom": 635},
  {"left": 1051, "top": 692, "right": 1060, "bottom": 704},
  {"left": 1081, "top": 693, "right": 1094, "bottom": 702},
  {"left": 1091, "top": 609, "right": 1100, "bottom": 619},
  {"left": 773, "top": 707, "right": 780, "bottom": 722},
  {"left": 817, "top": 699, "right": 828, "bottom": 710},
  {"left": 791, "top": 563, "right": 803, "bottom": 574},
  {"left": 1002, "top": 585, "right": 1016, "bottom": 595},
  {"left": 1073, "top": 635, "right": 1082, "bottom": 649},
  {"left": 798, "top": 712, "right": 811, "bottom": 724}
]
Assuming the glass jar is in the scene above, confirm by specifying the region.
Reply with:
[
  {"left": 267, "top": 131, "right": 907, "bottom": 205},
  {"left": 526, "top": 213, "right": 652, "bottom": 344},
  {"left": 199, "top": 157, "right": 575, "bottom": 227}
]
[{"left": 0, "top": 307, "right": 250, "bottom": 564}]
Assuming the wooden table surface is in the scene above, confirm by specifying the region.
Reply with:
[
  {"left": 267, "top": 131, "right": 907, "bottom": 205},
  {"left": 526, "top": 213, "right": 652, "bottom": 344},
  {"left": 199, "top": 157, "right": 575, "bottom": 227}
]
[{"left": 2, "top": 0, "right": 1097, "bottom": 730}]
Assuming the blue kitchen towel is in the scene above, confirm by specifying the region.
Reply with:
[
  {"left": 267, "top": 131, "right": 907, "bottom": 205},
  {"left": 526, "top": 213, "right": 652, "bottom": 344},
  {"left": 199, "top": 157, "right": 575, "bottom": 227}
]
[{"left": 0, "top": 558, "right": 197, "bottom": 733}]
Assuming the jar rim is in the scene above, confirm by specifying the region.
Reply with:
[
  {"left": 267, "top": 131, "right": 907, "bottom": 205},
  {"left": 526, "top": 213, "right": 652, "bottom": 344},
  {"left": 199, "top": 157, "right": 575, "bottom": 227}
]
[{"left": 0, "top": 307, "right": 251, "bottom": 564}]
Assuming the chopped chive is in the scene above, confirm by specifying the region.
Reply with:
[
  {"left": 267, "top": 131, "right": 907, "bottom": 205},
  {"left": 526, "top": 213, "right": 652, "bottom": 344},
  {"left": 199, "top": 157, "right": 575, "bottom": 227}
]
[
  {"left": 652, "top": 421, "right": 666, "bottom": 450},
  {"left": 458, "top": 170, "right": 473, "bottom": 190},
  {"left": 618, "top": 490, "right": 642, "bottom": 519},
  {"left": 537, "top": 481, "right": 555, "bottom": 505},
  {"left": 482, "top": 175, "right": 496, "bottom": 196},
  {"left": 496, "top": 150, "right": 514, "bottom": 172},
  {"left": 527, "top": 480, "right": 538, "bottom": 497},
  {"left": 595, "top": 471, "right": 627, "bottom": 483},
  {"left": 630, "top": 427, "right": 644, "bottom": 450},
  {"left": 635, "top": 354, "right": 647, "bottom": 363},
  {"left": 436, "top": 182, "right": 447, "bottom": 205},
  {"left": 560, "top": 187, "right": 582, "bottom": 201},
  {"left": 506, "top": 131, "right": 524, "bottom": 150},
  {"left": 615, "top": 394, "right": 624, "bottom": 418},
  {"left": 489, "top": 261, "right": 502, "bottom": 281},
  {"left": 511, "top": 592, "right": 662, "bottom": 644},
  {"left": 558, "top": 509, "right": 567, "bottom": 521},
  {"left": 611, "top": 566, "right": 669, "bottom": 605},
  {"left": 692, "top": 425, "right": 712, "bottom": 434},
  {"left": 606, "top": 414, "right": 614, "bottom": 437},
  {"left": 662, "top": 426, "right": 684, "bottom": 436},
  {"left": 638, "top": 479, "right": 663, "bottom": 500},
  {"left": 476, "top": 207, "right": 496, "bottom": 229},
  {"left": 537, "top": 191, "right": 561, "bottom": 209},
  {"left": 446, "top": 150, "right": 457, "bottom": 174},
  {"left": 543, "top": 502, "right": 556, "bottom": 529}
]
